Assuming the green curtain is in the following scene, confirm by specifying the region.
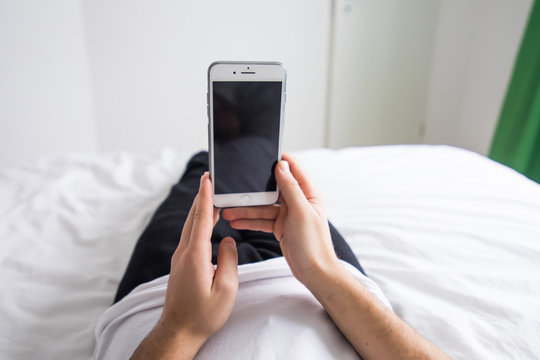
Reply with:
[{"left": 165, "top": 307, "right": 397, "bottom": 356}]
[{"left": 490, "top": 0, "right": 540, "bottom": 183}]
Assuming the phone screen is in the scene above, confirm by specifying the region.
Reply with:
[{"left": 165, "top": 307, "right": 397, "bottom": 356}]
[{"left": 212, "top": 81, "right": 282, "bottom": 195}]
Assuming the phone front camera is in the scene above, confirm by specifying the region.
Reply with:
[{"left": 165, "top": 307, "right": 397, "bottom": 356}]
[{"left": 233, "top": 71, "right": 236, "bottom": 74}]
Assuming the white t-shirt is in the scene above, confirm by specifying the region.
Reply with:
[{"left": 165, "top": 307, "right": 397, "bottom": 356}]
[{"left": 93, "top": 257, "right": 392, "bottom": 359}]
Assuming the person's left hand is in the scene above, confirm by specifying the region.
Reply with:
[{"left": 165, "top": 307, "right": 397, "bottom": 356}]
[{"left": 131, "top": 172, "right": 238, "bottom": 360}]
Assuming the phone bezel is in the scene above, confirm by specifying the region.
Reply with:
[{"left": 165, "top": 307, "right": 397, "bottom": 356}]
[{"left": 207, "top": 61, "right": 287, "bottom": 208}]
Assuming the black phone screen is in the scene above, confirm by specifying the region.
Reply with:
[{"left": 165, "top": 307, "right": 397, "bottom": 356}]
[{"left": 212, "top": 81, "right": 282, "bottom": 195}]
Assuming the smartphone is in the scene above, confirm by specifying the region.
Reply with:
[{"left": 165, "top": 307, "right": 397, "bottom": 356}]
[{"left": 208, "top": 61, "right": 287, "bottom": 208}]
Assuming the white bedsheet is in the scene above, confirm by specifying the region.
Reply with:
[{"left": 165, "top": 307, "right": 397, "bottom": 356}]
[{"left": 1, "top": 145, "right": 539, "bottom": 359}]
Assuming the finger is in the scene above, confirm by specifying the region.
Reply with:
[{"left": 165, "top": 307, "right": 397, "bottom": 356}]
[
  {"left": 213, "top": 207, "right": 220, "bottom": 226},
  {"left": 210, "top": 173, "right": 221, "bottom": 226},
  {"left": 275, "top": 160, "right": 309, "bottom": 212},
  {"left": 274, "top": 200, "right": 287, "bottom": 241},
  {"left": 177, "top": 193, "right": 198, "bottom": 254},
  {"left": 212, "top": 237, "right": 239, "bottom": 298},
  {"left": 222, "top": 205, "right": 280, "bottom": 222},
  {"left": 189, "top": 173, "right": 214, "bottom": 255},
  {"left": 281, "top": 153, "right": 321, "bottom": 202},
  {"left": 229, "top": 219, "right": 275, "bottom": 233}
]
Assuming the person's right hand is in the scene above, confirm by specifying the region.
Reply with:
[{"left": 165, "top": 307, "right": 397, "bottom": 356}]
[{"left": 222, "top": 153, "right": 342, "bottom": 287}]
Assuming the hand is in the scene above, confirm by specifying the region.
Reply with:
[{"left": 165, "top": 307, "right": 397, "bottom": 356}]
[
  {"left": 222, "top": 153, "right": 341, "bottom": 287},
  {"left": 163, "top": 172, "right": 238, "bottom": 339},
  {"left": 132, "top": 172, "right": 238, "bottom": 360}
]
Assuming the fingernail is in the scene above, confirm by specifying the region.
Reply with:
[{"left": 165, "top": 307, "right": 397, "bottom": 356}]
[
  {"left": 200, "top": 174, "right": 205, "bottom": 188},
  {"left": 223, "top": 237, "right": 236, "bottom": 247},
  {"left": 280, "top": 161, "right": 290, "bottom": 173}
]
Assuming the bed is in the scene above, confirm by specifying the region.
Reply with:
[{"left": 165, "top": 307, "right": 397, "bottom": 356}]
[{"left": 1, "top": 145, "right": 539, "bottom": 359}]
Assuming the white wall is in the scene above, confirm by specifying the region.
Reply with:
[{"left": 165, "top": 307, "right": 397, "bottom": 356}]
[
  {"left": 328, "top": 0, "right": 440, "bottom": 148},
  {"left": 328, "top": 0, "right": 531, "bottom": 155},
  {"left": 423, "top": 0, "right": 531, "bottom": 155},
  {"left": 0, "top": 0, "right": 532, "bottom": 166},
  {"left": 81, "top": 0, "right": 332, "bottom": 155},
  {"left": 0, "top": 0, "right": 97, "bottom": 166},
  {"left": 0, "top": 0, "right": 331, "bottom": 166}
]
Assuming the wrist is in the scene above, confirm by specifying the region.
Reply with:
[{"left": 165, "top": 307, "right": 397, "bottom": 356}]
[
  {"left": 132, "top": 319, "right": 206, "bottom": 360},
  {"left": 301, "top": 258, "right": 349, "bottom": 295},
  {"left": 160, "top": 317, "right": 208, "bottom": 351},
  {"left": 305, "top": 260, "right": 374, "bottom": 316}
]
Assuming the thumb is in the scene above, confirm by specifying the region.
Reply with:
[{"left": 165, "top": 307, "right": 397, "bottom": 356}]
[
  {"left": 213, "top": 237, "right": 239, "bottom": 298},
  {"left": 275, "top": 160, "right": 308, "bottom": 211}
]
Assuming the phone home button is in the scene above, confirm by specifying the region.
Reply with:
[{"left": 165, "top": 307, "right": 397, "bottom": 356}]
[{"left": 240, "top": 195, "right": 250, "bottom": 205}]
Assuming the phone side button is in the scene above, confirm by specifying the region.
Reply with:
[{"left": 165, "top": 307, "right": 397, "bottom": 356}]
[
  {"left": 241, "top": 195, "right": 250, "bottom": 205},
  {"left": 207, "top": 123, "right": 211, "bottom": 152}
]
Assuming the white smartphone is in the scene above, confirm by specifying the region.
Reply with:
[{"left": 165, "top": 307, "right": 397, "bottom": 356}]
[{"left": 207, "top": 61, "right": 287, "bottom": 208}]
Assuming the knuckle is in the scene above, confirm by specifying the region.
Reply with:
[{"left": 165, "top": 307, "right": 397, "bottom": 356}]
[
  {"left": 193, "top": 209, "right": 209, "bottom": 222},
  {"left": 289, "top": 207, "right": 309, "bottom": 222},
  {"left": 217, "top": 277, "right": 238, "bottom": 294},
  {"left": 286, "top": 176, "right": 299, "bottom": 187},
  {"left": 193, "top": 211, "right": 202, "bottom": 222}
]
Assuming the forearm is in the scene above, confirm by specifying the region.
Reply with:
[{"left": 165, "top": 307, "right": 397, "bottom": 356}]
[
  {"left": 306, "top": 265, "right": 450, "bottom": 360},
  {"left": 130, "top": 321, "right": 205, "bottom": 360}
]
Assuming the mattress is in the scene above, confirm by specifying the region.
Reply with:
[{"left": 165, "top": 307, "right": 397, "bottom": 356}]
[{"left": 1, "top": 145, "right": 539, "bottom": 359}]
